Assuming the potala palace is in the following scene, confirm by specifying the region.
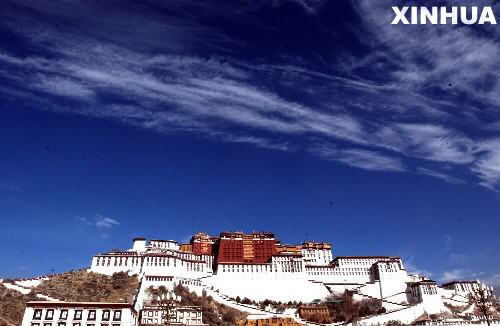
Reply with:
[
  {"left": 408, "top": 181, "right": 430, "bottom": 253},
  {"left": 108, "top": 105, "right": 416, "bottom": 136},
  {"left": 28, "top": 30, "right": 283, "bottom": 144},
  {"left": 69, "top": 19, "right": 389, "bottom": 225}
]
[
  {"left": 14, "top": 231, "right": 497, "bottom": 326},
  {"left": 86, "top": 231, "right": 495, "bottom": 325}
]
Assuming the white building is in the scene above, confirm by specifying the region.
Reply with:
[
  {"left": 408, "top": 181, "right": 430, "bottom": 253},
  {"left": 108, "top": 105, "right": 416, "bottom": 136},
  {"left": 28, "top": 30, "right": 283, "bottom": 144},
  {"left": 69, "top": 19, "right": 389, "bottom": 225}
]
[
  {"left": 88, "top": 235, "right": 495, "bottom": 320},
  {"left": 301, "top": 242, "right": 332, "bottom": 266},
  {"left": 22, "top": 302, "right": 138, "bottom": 326},
  {"left": 91, "top": 239, "right": 212, "bottom": 280},
  {"left": 140, "top": 305, "right": 206, "bottom": 326}
]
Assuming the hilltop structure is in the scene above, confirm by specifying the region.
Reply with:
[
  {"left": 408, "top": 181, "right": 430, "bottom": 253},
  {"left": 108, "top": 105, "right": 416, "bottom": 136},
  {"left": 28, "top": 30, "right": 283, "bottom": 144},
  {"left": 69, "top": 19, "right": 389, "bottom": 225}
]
[
  {"left": 18, "top": 230, "right": 497, "bottom": 326},
  {"left": 88, "top": 231, "right": 496, "bottom": 324}
]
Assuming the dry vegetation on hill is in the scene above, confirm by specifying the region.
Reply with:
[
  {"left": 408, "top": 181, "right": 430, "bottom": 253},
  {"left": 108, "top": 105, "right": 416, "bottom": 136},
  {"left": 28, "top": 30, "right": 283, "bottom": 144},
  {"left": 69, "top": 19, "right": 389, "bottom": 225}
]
[
  {"left": 32, "top": 271, "right": 139, "bottom": 303},
  {"left": 0, "top": 270, "right": 140, "bottom": 326},
  {"left": 155, "top": 283, "right": 248, "bottom": 326},
  {"left": 0, "top": 283, "right": 37, "bottom": 326}
]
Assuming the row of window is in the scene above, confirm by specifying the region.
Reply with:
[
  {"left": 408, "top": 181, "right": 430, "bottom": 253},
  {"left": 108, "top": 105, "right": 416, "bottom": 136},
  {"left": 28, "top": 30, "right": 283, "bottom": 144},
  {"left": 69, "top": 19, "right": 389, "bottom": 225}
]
[
  {"left": 33, "top": 310, "right": 121, "bottom": 321},
  {"left": 455, "top": 283, "right": 476, "bottom": 292},
  {"left": 142, "top": 311, "right": 201, "bottom": 318},
  {"left": 221, "top": 265, "right": 272, "bottom": 273},
  {"left": 178, "top": 279, "right": 201, "bottom": 286},
  {"left": 96, "top": 251, "right": 209, "bottom": 268},
  {"left": 32, "top": 323, "right": 120, "bottom": 326},
  {"left": 338, "top": 259, "right": 399, "bottom": 266},
  {"left": 306, "top": 270, "right": 372, "bottom": 276},
  {"left": 421, "top": 285, "right": 438, "bottom": 295}
]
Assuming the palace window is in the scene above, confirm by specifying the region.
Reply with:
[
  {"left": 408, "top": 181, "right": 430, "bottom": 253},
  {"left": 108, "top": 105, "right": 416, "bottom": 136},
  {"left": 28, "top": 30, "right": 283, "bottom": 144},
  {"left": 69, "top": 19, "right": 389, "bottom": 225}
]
[
  {"left": 102, "top": 310, "right": 110, "bottom": 321},
  {"left": 60, "top": 310, "right": 68, "bottom": 320},
  {"left": 88, "top": 311, "right": 96, "bottom": 321},
  {"left": 44, "top": 323, "right": 52, "bottom": 326},
  {"left": 46, "top": 310, "right": 54, "bottom": 320},
  {"left": 31, "top": 323, "right": 40, "bottom": 326},
  {"left": 113, "top": 310, "right": 121, "bottom": 321},
  {"left": 58, "top": 323, "right": 66, "bottom": 326},
  {"left": 33, "top": 309, "right": 43, "bottom": 320},
  {"left": 74, "top": 310, "right": 82, "bottom": 320}
]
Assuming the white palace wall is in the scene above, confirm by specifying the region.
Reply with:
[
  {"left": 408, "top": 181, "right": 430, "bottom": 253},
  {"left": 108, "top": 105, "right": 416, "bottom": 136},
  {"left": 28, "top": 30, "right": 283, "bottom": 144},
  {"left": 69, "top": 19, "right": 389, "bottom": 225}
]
[
  {"left": 205, "top": 276, "right": 330, "bottom": 302},
  {"left": 91, "top": 252, "right": 211, "bottom": 280},
  {"left": 89, "top": 247, "right": 413, "bottom": 305},
  {"left": 88, "top": 237, "right": 493, "bottom": 316}
]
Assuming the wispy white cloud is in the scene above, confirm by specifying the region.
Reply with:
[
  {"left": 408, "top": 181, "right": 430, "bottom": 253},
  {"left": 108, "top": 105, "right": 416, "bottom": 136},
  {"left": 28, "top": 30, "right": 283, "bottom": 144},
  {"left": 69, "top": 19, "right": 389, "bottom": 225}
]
[
  {"left": 441, "top": 269, "right": 473, "bottom": 282},
  {"left": 313, "top": 145, "right": 406, "bottom": 172},
  {"left": 95, "top": 217, "right": 120, "bottom": 229},
  {"left": 375, "top": 124, "right": 476, "bottom": 165},
  {"left": 2, "top": 0, "right": 500, "bottom": 192},
  {"left": 482, "top": 274, "right": 500, "bottom": 294},
  {"left": 76, "top": 215, "right": 120, "bottom": 230},
  {"left": 404, "top": 257, "right": 434, "bottom": 277},
  {"left": 417, "top": 168, "right": 465, "bottom": 185},
  {"left": 218, "top": 134, "right": 291, "bottom": 151},
  {"left": 271, "top": 0, "right": 327, "bottom": 14},
  {"left": 353, "top": 0, "right": 500, "bottom": 106},
  {"left": 472, "top": 139, "right": 500, "bottom": 190},
  {"left": 36, "top": 75, "right": 95, "bottom": 100},
  {"left": 347, "top": 0, "right": 500, "bottom": 189}
]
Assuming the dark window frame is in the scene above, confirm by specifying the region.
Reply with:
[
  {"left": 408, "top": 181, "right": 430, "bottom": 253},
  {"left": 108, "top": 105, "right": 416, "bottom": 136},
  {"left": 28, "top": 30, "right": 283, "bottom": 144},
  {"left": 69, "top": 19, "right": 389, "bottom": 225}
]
[
  {"left": 33, "top": 309, "right": 43, "bottom": 320},
  {"left": 87, "top": 311, "right": 96, "bottom": 321},
  {"left": 46, "top": 310, "right": 54, "bottom": 320},
  {"left": 101, "top": 310, "right": 110, "bottom": 321},
  {"left": 112, "top": 311, "right": 121, "bottom": 321},
  {"left": 60, "top": 310, "right": 68, "bottom": 320},
  {"left": 74, "top": 310, "right": 82, "bottom": 320}
]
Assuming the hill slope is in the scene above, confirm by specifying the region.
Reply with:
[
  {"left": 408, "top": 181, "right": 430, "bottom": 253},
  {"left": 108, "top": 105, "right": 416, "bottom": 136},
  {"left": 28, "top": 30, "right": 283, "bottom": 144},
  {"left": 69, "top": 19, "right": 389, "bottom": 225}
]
[
  {"left": 31, "top": 270, "right": 139, "bottom": 303},
  {"left": 0, "top": 271, "right": 139, "bottom": 326},
  {"left": 0, "top": 283, "right": 37, "bottom": 326}
]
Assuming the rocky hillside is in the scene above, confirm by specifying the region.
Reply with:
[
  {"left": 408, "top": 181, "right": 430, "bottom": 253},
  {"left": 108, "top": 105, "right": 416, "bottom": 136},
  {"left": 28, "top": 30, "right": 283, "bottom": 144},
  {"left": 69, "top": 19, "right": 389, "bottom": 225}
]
[
  {"left": 1, "top": 271, "right": 246, "bottom": 326},
  {"left": 172, "top": 283, "right": 248, "bottom": 326},
  {"left": 31, "top": 270, "right": 139, "bottom": 303},
  {"left": 0, "top": 283, "right": 37, "bottom": 326},
  {"left": 0, "top": 271, "right": 139, "bottom": 326}
]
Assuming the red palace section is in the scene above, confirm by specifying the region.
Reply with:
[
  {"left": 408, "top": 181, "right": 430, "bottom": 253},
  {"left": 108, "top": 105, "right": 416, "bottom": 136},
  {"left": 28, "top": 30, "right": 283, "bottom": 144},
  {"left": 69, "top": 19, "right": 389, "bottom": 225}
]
[{"left": 186, "top": 231, "right": 278, "bottom": 264}]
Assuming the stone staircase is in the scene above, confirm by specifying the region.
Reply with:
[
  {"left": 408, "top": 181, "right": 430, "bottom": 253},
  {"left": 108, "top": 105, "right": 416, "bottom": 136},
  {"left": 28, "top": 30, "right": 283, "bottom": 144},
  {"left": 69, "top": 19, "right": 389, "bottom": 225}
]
[
  {"left": 354, "top": 281, "right": 376, "bottom": 292},
  {"left": 355, "top": 303, "right": 426, "bottom": 326},
  {"left": 202, "top": 286, "right": 274, "bottom": 316},
  {"left": 198, "top": 276, "right": 356, "bottom": 326},
  {"left": 353, "top": 291, "right": 410, "bottom": 312},
  {"left": 338, "top": 280, "right": 411, "bottom": 312}
]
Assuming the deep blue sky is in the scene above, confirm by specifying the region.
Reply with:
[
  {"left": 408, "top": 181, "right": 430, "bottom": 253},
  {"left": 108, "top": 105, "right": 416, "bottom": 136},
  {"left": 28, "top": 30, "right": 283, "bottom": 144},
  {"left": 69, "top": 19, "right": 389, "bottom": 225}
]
[{"left": 0, "top": 0, "right": 499, "bottom": 290}]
